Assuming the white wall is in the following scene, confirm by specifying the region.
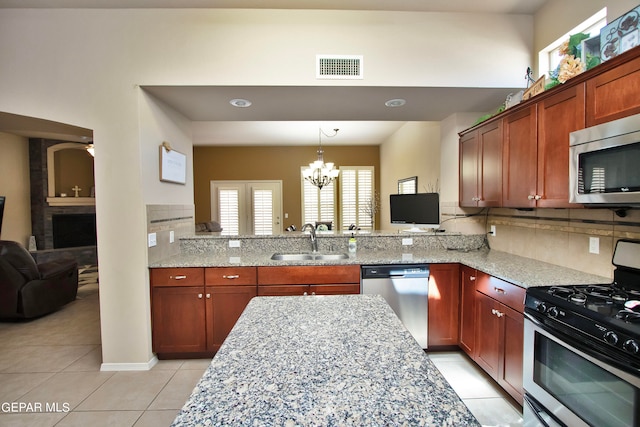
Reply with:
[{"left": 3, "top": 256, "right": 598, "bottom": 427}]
[
  {"left": 0, "top": 8, "right": 534, "bottom": 366},
  {"left": 379, "top": 122, "right": 441, "bottom": 230},
  {"left": 0, "top": 133, "right": 31, "bottom": 245}
]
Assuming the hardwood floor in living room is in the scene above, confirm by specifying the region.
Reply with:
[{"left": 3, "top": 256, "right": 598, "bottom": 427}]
[{"left": 0, "top": 267, "right": 522, "bottom": 426}]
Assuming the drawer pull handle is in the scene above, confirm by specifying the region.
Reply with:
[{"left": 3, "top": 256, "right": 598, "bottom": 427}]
[
  {"left": 491, "top": 309, "right": 505, "bottom": 318},
  {"left": 171, "top": 275, "right": 187, "bottom": 280},
  {"left": 198, "top": 293, "right": 203, "bottom": 299},
  {"left": 494, "top": 287, "right": 506, "bottom": 294},
  {"left": 223, "top": 275, "right": 240, "bottom": 279},
  {"left": 469, "top": 276, "right": 476, "bottom": 281},
  {"left": 206, "top": 293, "right": 211, "bottom": 299}
]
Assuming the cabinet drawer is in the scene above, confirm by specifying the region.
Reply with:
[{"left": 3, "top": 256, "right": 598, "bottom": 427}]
[
  {"left": 475, "top": 272, "right": 525, "bottom": 312},
  {"left": 257, "top": 265, "right": 360, "bottom": 285},
  {"left": 150, "top": 268, "right": 205, "bottom": 287},
  {"left": 205, "top": 267, "right": 257, "bottom": 286}
]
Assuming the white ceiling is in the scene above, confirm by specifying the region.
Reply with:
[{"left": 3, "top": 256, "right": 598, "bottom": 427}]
[{"left": 0, "top": 0, "right": 546, "bottom": 146}]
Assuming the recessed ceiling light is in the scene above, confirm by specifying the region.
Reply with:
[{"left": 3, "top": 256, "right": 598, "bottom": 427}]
[
  {"left": 230, "top": 98, "right": 252, "bottom": 108},
  {"left": 385, "top": 98, "right": 406, "bottom": 107}
]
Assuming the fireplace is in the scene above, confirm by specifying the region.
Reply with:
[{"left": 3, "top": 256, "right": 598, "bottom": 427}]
[{"left": 52, "top": 213, "right": 97, "bottom": 248}]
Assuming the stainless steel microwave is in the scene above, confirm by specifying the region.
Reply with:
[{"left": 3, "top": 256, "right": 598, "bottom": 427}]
[{"left": 570, "top": 113, "right": 640, "bottom": 206}]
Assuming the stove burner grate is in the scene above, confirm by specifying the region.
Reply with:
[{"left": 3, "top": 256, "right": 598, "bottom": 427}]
[{"left": 615, "top": 309, "right": 640, "bottom": 323}]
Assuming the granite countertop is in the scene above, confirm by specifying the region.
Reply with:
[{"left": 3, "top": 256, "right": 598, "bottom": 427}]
[
  {"left": 150, "top": 247, "right": 611, "bottom": 289},
  {"left": 172, "top": 294, "right": 480, "bottom": 427}
]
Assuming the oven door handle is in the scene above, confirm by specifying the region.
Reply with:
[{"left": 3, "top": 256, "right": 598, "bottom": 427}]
[
  {"left": 525, "top": 311, "right": 640, "bottom": 380},
  {"left": 523, "top": 394, "right": 565, "bottom": 427}
]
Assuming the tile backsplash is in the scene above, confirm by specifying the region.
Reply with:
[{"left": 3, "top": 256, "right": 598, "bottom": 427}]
[
  {"left": 146, "top": 204, "right": 195, "bottom": 265},
  {"left": 442, "top": 203, "right": 640, "bottom": 279}
]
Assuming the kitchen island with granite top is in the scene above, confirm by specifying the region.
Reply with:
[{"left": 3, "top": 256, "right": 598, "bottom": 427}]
[{"left": 171, "top": 294, "right": 480, "bottom": 426}]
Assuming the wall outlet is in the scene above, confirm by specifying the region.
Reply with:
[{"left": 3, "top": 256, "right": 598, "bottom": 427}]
[
  {"left": 490, "top": 225, "right": 497, "bottom": 236},
  {"left": 402, "top": 238, "right": 413, "bottom": 246},
  {"left": 229, "top": 240, "right": 241, "bottom": 248},
  {"left": 148, "top": 232, "right": 157, "bottom": 247},
  {"left": 169, "top": 230, "right": 175, "bottom": 243},
  {"left": 589, "top": 237, "right": 600, "bottom": 254}
]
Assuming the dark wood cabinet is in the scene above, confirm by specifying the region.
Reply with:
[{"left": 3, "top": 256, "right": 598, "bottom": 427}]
[
  {"left": 459, "top": 265, "right": 477, "bottom": 356},
  {"left": 460, "top": 46, "right": 640, "bottom": 210},
  {"left": 586, "top": 53, "right": 640, "bottom": 126},
  {"left": 257, "top": 265, "right": 360, "bottom": 296},
  {"left": 152, "top": 285, "right": 207, "bottom": 354},
  {"left": 473, "top": 272, "right": 525, "bottom": 404},
  {"left": 459, "top": 120, "right": 502, "bottom": 207},
  {"left": 150, "top": 267, "right": 257, "bottom": 357},
  {"left": 502, "top": 105, "right": 538, "bottom": 208},
  {"left": 428, "top": 264, "right": 460, "bottom": 347},
  {"left": 536, "top": 83, "right": 585, "bottom": 208}
]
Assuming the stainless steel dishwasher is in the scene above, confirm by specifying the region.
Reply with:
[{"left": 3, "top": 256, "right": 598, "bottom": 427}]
[{"left": 361, "top": 264, "right": 429, "bottom": 348}]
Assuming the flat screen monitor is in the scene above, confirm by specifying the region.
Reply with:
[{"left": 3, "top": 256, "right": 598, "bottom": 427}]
[
  {"left": 390, "top": 193, "right": 440, "bottom": 232},
  {"left": 0, "top": 196, "right": 4, "bottom": 238}
]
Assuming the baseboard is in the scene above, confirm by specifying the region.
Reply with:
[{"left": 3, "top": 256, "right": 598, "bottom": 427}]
[{"left": 100, "top": 355, "right": 158, "bottom": 371}]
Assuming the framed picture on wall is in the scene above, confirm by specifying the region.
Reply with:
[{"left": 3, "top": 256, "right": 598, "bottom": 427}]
[{"left": 159, "top": 142, "right": 186, "bottom": 185}]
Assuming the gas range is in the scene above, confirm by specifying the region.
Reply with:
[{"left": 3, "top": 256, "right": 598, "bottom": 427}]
[{"left": 525, "top": 239, "right": 640, "bottom": 366}]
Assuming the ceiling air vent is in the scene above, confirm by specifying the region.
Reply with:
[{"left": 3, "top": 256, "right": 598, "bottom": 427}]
[{"left": 316, "top": 55, "right": 363, "bottom": 79}]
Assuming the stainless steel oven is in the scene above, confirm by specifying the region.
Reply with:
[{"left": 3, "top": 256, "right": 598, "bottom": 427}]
[
  {"left": 523, "top": 239, "right": 640, "bottom": 427},
  {"left": 569, "top": 113, "right": 640, "bottom": 205},
  {"left": 523, "top": 316, "right": 640, "bottom": 427}
]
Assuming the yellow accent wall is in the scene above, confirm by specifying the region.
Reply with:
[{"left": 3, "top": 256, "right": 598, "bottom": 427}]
[{"left": 194, "top": 145, "right": 380, "bottom": 229}]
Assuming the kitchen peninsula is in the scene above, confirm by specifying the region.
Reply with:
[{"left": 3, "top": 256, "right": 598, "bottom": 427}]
[{"left": 171, "top": 294, "right": 480, "bottom": 426}]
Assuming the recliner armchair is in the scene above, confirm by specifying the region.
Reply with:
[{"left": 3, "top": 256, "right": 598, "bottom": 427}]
[{"left": 0, "top": 240, "right": 78, "bottom": 319}]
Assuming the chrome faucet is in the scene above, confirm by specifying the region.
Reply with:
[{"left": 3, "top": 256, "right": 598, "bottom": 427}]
[{"left": 301, "top": 223, "right": 318, "bottom": 253}]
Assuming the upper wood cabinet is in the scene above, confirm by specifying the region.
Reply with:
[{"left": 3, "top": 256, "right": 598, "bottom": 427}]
[
  {"left": 459, "top": 120, "right": 502, "bottom": 207},
  {"left": 586, "top": 54, "right": 640, "bottom": 126},
  {"left": 502, "top": 105, "right": 538, "bottom": 208},
  {"left": 536, "top": 84, "right": 586, "bottom": 208},
  {"left": 460, "top": 45, "right": 640, "bottom": 209}
]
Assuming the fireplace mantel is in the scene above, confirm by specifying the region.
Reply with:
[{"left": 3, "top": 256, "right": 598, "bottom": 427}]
[{"left": 47, "top": 197, "right": 96, "bottom": 207}]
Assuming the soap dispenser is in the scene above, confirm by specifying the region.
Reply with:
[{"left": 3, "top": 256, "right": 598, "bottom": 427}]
[{"left": 348, "top": 233, "right": 357, "bottom": 253}]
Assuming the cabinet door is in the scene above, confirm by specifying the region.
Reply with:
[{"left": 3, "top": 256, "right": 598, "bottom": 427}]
[
  {"left": 152, "top": 287, "right": 206, "bottom": 354},
  {"left": 537, "top": 83, "right": 585, "bottom": 208},
  {"left": 586, "top": 54, "right": 640, "bottom": 126},
  {"left": 502, "top": 105, "right": 538, "bottom": 207},
  {"left": 459, "top": 266, "right": 477, "bottom": 356},
  {"left": 428, "top": 264, "right": 460, "bottom": 347},
  {"left": 207, "top": 285, "right": 257, "bottom": 352},
  {"left": 474, "top": 291, "right": 500, "bottom": 379},
  {"left": 478, "top": 121, "right": 502, "bottom": 207},
  {"left": 499, "top": 304, "right": 524, "bottom": 404},
  {"left": 459, "top": 130, "right": 480, "bottom": 207}
]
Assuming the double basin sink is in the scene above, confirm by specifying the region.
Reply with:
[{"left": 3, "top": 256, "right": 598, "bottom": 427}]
[{"left": 271, "top": 252, "right": 349, "bottom": 261}]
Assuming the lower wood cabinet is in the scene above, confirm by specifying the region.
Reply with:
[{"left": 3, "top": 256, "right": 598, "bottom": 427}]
[
  {"left": 428, "top": 264, "right": 460, "bottom": 347},
  {"left": 473, "top": 272, "right": 525, "bottom": 404},
  {"left": 257, "top": 265, "right": 360, "bottom": 296},
  {"left": 459, "top": 265, "right": 477, "bottom": 356},
  {"left": 150, "top": 266, "right": 257, "bottom": 358}
]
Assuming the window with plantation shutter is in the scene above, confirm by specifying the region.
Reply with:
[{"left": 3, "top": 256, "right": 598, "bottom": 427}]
[
  {"left": 211, "top": 181, "right": 282, "bottom": 235},
  {"left": 340, "top": 166, "right": 374, "bottom": 231},
  {"left": 398, "top": 176, "right": 417, "bottom": 194},
  {"left": 301, "top": 168, "right": 336, "bottom": 227},
  {"left": 253, "top": 189, "right": 273, "bottom": 235},
  {"left": 218, "top": 188, "right": 240, "bottom": 235}
]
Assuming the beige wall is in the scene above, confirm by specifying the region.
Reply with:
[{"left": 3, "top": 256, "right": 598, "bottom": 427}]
[
  {"left": 533, "top": 0, "right": 638, "bottom": 73},
  {"left": 0, "top": 132, "right": 31, "bottom": 245},
  {"left": 193, "top": 145, "right": 380, "bottom": 229}
]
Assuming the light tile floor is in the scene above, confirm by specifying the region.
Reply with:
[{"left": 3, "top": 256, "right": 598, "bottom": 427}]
[{"left": 0, "top": 269, "right": 522, "bottom": 426}]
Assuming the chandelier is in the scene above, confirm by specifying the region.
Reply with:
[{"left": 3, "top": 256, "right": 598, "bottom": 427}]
[{"left": 303, "top": 128, "right": 340, "bottom": 189}]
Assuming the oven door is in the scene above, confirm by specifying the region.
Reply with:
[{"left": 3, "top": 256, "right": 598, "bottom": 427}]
[{"left": 524, "top": 315, "right": 640, "bottom": 427}]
